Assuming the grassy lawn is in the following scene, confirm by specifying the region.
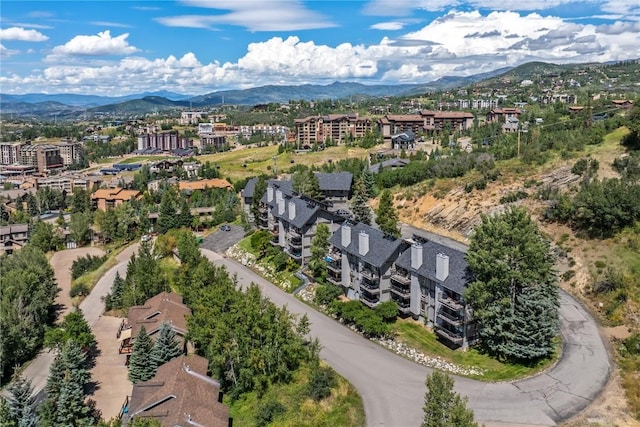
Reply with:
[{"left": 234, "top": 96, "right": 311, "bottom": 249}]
[
  {"left": 119, "top": 155, "right": 170, "bottom": 164},
  {"left": 227, "top": 362, "right": 365, "bottom": 427},
  {"left": 391, "top": 319, "right": 559, "bottom": 381},
  {"left": 199, "top": 145, "right": 373, "bottom": 181},
  {"left": 70, "top": 243, "right": 130, "bottom": 305}
]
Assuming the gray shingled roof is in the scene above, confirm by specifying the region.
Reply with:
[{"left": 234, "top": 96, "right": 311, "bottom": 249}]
[
  {"left": 260, "top": 179, "right": 295, "bottom": 204},
  {"left": 329, "top": 222, "right": 408, "bottom": 268},
  {"left": 243, "top": 177, "right": 257, "bottom": 198},
  {"left": 270, "top": 196, "right": 321, "bottom": 229},
  {"left": 315, "top": 172, "right": 353, "bottom": 192},
  {"left": 394, "top": 240, "right": 469, "bottom": 295},
  {"left": 369, "top": 158, "right": 410, "bottom": 173}
]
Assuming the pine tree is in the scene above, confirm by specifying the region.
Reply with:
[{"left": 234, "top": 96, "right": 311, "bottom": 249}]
[
  {"left": 351, "top": 178, "right": 372, "bottom": 225},
  {"left": 54, "top": 378, "right": 95, "bottom": 426},
  {"left": 1, "top": 375, "right": 38, "bottom": 427},
  {"left": 177, "top": 198, "right": 193, "bottom": 229},
  {"left": 360, "top": 169, "right": 376, "bottom": 198},
  {"left": 151, "top": 322, "right": 183, "bottom": 370},
  {"left": 157, "top": 190, "right": 177, "bottom": 234},
  {"left": 422, "top": 371, "right": 477, "bottom": 427},
  {"left": 375, "top": 190, "right": 400, "bottom": 237},
  {"left": 107, "top": 271, "right": 125, "bottom": 310},
  {"left": 308, "top": 223, "right": 330, "bottom": 280},
  {"left": 465, "top": 206, "right": 559, "bottom": 361},
  {"left": 128, "top": 326, "right": 156, "bottom": 384}
]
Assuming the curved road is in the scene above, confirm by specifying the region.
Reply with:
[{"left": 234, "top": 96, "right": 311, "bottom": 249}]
[{"left": 201, "top": 250, "right": 610, "bottom": 427}]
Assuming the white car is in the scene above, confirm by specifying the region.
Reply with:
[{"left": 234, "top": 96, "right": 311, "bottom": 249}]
[{"left": 141, "top": 234, "right": 151, "bottom": 242}]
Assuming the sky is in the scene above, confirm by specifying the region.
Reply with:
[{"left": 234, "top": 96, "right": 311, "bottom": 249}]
[{"left": 1, "top": 0, "right": 639, "bottom": 96}]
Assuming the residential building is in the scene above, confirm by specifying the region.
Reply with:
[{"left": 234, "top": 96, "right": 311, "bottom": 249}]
[
  {"left": 0, "top": 223, "right": 29, "bottom": 255},
  {"left": 327, "top": 222, "right": 410, "bottom": 307},
  {"left": 137, "top": 132, "right": 193, "bottom": 152},
  {"left": 177, "top": 178, "right": 233, "bottom": 192},
  {"left": 392, "top": 239, "right": 476, "bottom": 348},
  {"left": 486, "top": 108, "right": 521, "bottom": 124},
  {"left": 91, "top": 187, "right": 142, "bottom": 211},
  {"left": 120, "top": 354, "right": 230, "bottom": 427},
  {"left": 391, "top": 130, "right": 416, "bottom": 150},
  {"left": 180, "top": 111, "right": 206, "bottom": 125},
  {"left": 368, "top": 158, "right": 410, "bottom": 174},
  {"left": 294, "top": 113, "right": 373, "bottom": 146},
  {"left": 379, "top": 114, "right": 425, "bottom": 145},
  {"left": 57, "top": 141, "right": 82, "bottom": 167},
  {"left": 241, "top": 177, "right": 258, "bottom": 217},
  {"left": 612, "top": 99, "right": 634, "bottom": 110},
  {"left": 379, "top": 111, "right": 475, "bottom": 145},
  {"left": 117, "top": 292, "right": 191, "bottom": 356},
  {"left": 315, "top": 172, "right": 353, "bottom": 202},
  {"left": 19, "top": 144, "right": 64, "bottom": 174},
  {"left": 259, "top": 180, "right": 344, "bottom": 264},
  {"left": 199, "top": 133, "right": 227, "bottom": 151},
  {"left": 0, "top": 142, "right": 24, "bottom": 165}
]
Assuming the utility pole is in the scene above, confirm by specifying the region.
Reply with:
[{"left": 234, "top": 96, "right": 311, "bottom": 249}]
[{"left": 272, "top": 155, "right": 277, "bottom": 175}]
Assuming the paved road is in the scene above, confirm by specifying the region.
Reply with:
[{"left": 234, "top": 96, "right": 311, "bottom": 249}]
[{"left": 201, "top": 249, "right": 610, "bottom": 427}]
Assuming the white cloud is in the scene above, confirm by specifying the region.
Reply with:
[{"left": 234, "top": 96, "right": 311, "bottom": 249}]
[
  {"left": 47, "top": 31, "right": 138, "bottom": 59},
  {"left": 0, "top": 27, "right": 49, "bottom": 42},
  {"left": 157, "top": 0, "right": 336, "bottom": 31},
  {"left": 370, "top": 21, "right": 407, "bottom": 30},
  {"left": 90, "top": 21, "right": 132, "bottom": 29},
  {"left": 2, "top": 10, "right": 639, "bottom": 96},
  {"left": 0, "top": 43, "right": 19, "bottom": 57}
]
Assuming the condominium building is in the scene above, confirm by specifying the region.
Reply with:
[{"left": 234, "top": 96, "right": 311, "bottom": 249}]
[
  {"left": 294, "top": 113, "right": 373, "bottom": 146},
  {"left": 91, "top": 187, "right": 142, "bottom": 211},
  {"left": 0, "top": 142, "right": 24, "bottom": 165},
  {"left": 58, "top": 141, "right": 82, "bottom": 166},
  {"left": 327, "top": 222, "right": 410, "bottom": 308},
  {"left": 180, "top": 111, "right": 206, "bottom": 125},
  {"left": 19, "top": 144, "right": 64, "bottom": 174},
  {"left": 379, "top": 111, "right": 475, "bottom": 145},
  {"left": 137, "top": 132, "right": 193, "bottom": 152}
]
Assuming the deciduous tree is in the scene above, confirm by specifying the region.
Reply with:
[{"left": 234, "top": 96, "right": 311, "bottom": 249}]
[
  {"left": 351, "top": 178, "right": 372, "bottom": 225},
  {"left": 422, "top": 371, "right": 477, "bottom": 427},
  {"left": 375, "top": 190, "right": 400, "bottom": 237},
  {"left": 308, "top": 223, "right": 330, "bottom": 280}
]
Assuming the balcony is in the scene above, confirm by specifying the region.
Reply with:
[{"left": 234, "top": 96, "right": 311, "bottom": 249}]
[
  {"left": 287, "top": 250, "right": 302, "bottom": 260},
  {"left": 288, "top": 236, "right": 302, "bottom": 248},
  {"left": 390, "top": 271, "right": 411, "bottom": 285},
  {"left": 360, "top": 281, "right": 380, "bottom": 294},
  {"left": 360, "top": 294, "right": 380, "bottom": 308},
  {"left": 360, "top": 268, "right": 379, "bottom": 282},
  {"left": 435, "top": 327, "right": 463, "bottom": 345},
  {"left": 439, "top": 295, "right": 464, "bottom": 311},
  {"left": 326, "top": 259, "right": 341, "bottom": 273},
  {"left": 437, "top": 310, "right": 463, "bottom": 327},
  {"left": 390, "top": 284, "right": 410, "bottom": 298},
  {"left": 288, "top": 228, "right": 301, "bottom": 237},
  {"left": 395, "top": 301, "right": 411, "bottom": 314},
  {"left": 327, "top": 274, "right": 342, "bottom": 286},
  {"left": 270, "top": 235, "right": 280, "bottom": 245}
]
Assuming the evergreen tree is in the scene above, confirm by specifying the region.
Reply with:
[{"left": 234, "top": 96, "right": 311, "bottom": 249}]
[
  {"left": 465, "top": 207, "right": 559, "bottom": 361},
  {"left": 105, "top": 272, "right": 125, "bottom": 311},
  {"left": 28, "top": 221, "right": 60, "bottom": 252},
  {"left": 422, "top": 371, "right": 477, "bottom": 427},
  {"left": 128, "top": 326, "right": 156, "bottom": 384},
  {"left": 351, "top": 178, "right": 372, "bottom": 225},
  {"left": 151, "top": 322, "right": 183, "bottom": 370},
  {"left": 375, "top": 190, "right": 400, "bottom": 237},
  {"left": 177, "top": 198, "right": 193, "bottom": 229},
  {"left": 1, "top": 376, "right": 38, "bottom": 427},
  {"left": 308, "top": 223, "right": 330, "bottom": 280},
  {"left": 360, "top": 169, "right": 376, "bottom": 198},
  {"left": 157, "top": 190, "right": 177, "bottom": 234},
  {"left": 251, "top": 176, "right": 268, "bottom": 222},
  {"left": 44, "top": 308, "right": 96, "bottom": 352}
]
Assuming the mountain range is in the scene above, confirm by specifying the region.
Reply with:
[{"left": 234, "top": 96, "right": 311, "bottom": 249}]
[{"left": 1, "top": 60, "right": 637, "bottom": 119}]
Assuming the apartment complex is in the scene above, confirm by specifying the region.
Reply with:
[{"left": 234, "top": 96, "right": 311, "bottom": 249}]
[
  {"left": 179, "top": 111, "right": 206, "bottom": 125},
  {"left": 91, "top": 187, "right": 142, "bottom": 211},
  {"left": 137, "top": 132, "right": 193, "bottom": 152},
  {"left": 0, "top": 224, "right": 29, "bottom": 255},
  {"left": 378, "top": 110, "right": 474, "bottom": 144},
  {"left": 294, "top": 113, "right": 373, "bottom": 146},
  {"left": 0, "top": 142, "right": 22, "bottom": 165},
  {"left": 57, "top": 141, "right": 82, "bottom": 166},
  {"left": 1, "top": 143, "right": 65, "bottom": 173}
]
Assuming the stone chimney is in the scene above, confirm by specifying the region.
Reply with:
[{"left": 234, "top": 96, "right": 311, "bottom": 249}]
[
  {"left": 436, "top": 253, "right": 449, "bottom": 281},
  {"left": 288, "top": 201, "right": 296, "bottom": 220},
  {"left": 267, "top": 186, "right": 274, "bottom": 202},
  {"left": 277, "top": 200, "right": 285, "bottom": 215},
  {"left": 341, "top": 224, "right": 351, "bottom": 247},
  {"left": 358, "top": 231, "right": 369, "bottom": 256},
  {"left": 411, "top": 243, "right": 423, "bottom": 269}
]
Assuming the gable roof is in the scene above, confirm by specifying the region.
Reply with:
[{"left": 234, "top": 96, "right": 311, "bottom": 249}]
[
  {"left": 270, "top": 195, "right": 322, "bottom": 229},
  {"left": 126, "top": 292, "right": 191, "bottom": 339},
  {"left": 315, "top": 172, "right": 353, "bottom": 192},
  {"left": 178, "top": 178, "right": 233, "bottom": 191},
  {"left": 125, "top": 354, "right": 229, "bottom": 427},
  {"left": 243, "top": 177, "right": 258, "bottom": 198},
  {"left": 329, "top": 222, "right": 409, "bottom": 268},
  {"left": 369, "top": 158, "right": 410, "bottom": 174},
  {"left": 394, "top": 240, "right": 469, "bottom": 295},
  {"left": 91, "top": 187, "right": 141, "bottom": 201}
]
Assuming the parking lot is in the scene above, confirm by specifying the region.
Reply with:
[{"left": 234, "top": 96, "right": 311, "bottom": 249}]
[{"left": 200, "top": 224, "right": 245, "bottom": 253}]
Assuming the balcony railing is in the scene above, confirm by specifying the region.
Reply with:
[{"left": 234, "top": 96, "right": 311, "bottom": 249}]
[
  {"left": 270, "top": 235, "right": 280, "bottom": 245},
  {"left": 288, "top": 228, "right": 301, "bottom": 237},
  {"left": 360, "top": 294, "right": 379, "bottom": 308},
  {"left": 327, "top": 275, "right": 342, "bottom": 286},
  {"left": 394, "top": 301, "right": 411, "bottom": 314},
  {"left": 360, "top": 268, "right": 379, "bottom": 281},
  {"left": 360, "top": 280, "right": 380, "bottom": 294},
  {"left": 390, "top": 272, "right": 411, "bottom": 285},
  {"left": 437, "top": 310, "right": 463, "bottom": 327},
  {"left": 326, "top": 260, "right": 341, "bottom": 273},
  {"left": 439, "top": 295, "right": 464, "bottom": 311},
  {"left": 435, "top": 327, "right": 463, "bottom": 344},
  {"left": 287, "top": 250, "right": 302, "bottom": 259},
  {"left": 390, "top": 284, "right": 410, "bottom": 298},
  {"left": 288, "top": 238, "right": 302, "bottom": 248},
  {"left": 117, "top": 395, "right": 130, "bottom": 420}
]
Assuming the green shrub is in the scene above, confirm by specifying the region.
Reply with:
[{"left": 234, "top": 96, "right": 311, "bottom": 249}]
[
  {"left": 314, "top": 284, "right": 343, "bottom": 306},
  {"left": 71, "top": 254, "right": 108, "bottom": 280},
  {"left": 562, "top": 270, "right": 576, "bottom": 281},
  {"left": 69, "top": 282, "right": 88, "bottom": 298},
  {"left": 307, "top": 365, "right": 337, "bottom": 401},
  {"left": 255, "top": 399, "right": 285, "bottom": 427}
]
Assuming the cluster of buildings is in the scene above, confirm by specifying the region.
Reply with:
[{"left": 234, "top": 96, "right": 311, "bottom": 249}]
[
  {"left": 0, "top": 141, "right": 82, "bottom": 174},
  {"left": 242, "top": 175, "right": 475, "bottom": 348},
  {"left": 136, "top": 131, "right": 194, "bottom": 154},
  {"left": 117, "top": 292, "right": 231, "bottom": 427}
]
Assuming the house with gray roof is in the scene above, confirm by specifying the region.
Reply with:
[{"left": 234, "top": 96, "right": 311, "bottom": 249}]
[
  {"left": 327, "top": 222, "right": 409, "bottom": 308},
  {"left": 368, "top": 157, "right": 410, "bottom": 174},
  {"left": 314, "top": 172, "right": 353, "bottom": 201},
  {"left": 393, "top": 239, "right": 476, "bottom": 348},
  {"left": 261, "top": 180, "right": 344, "bottom": 264}
]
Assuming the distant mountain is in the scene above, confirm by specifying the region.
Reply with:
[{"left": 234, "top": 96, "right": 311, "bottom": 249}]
[
  {"left": 86, "top": 96, "right": 191, "bottom": 114},
  {"left": 0, "top": 91, "right": 192, "bottom": 108}
]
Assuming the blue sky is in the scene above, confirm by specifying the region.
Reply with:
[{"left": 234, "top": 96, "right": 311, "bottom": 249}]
[{"left": 1, "top": 0, "right": 639, "bottom": 96}]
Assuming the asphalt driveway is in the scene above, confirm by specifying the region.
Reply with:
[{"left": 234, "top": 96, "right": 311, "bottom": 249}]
[{"left": 200, "top": 224, "right": 245, "bottom": 253}]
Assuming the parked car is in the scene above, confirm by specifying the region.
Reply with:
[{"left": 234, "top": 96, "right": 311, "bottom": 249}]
[
  {"left": 141, "top": 234, "right": 151, "bottom": 242},
  {"left": 220, "top": 224, "right": 231, "bottom": 231}
]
